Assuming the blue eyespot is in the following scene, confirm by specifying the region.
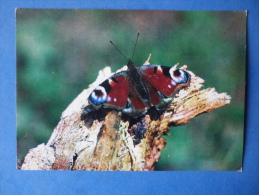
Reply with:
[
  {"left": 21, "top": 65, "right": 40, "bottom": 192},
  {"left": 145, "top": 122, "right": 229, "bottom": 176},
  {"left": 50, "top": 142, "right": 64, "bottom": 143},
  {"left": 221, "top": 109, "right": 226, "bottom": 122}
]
[
  {"left": 90, "top": 86, "right": 107, "bottom": 106},
  {"left": 90, "top": 93, "right": 106, "bottom": 105},
  {"left": 177, "top": 71, "right": 189, "bottom": 84}
]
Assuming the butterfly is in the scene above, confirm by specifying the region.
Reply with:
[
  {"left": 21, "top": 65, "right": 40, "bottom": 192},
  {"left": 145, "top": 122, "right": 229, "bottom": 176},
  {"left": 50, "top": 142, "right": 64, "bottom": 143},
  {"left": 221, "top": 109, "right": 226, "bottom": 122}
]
[
  {"left": 82, "top": 35, "right": 191, "bottom": 120},
  {"left": 83, "top": 58, "right": 191, "bottom": 119}
]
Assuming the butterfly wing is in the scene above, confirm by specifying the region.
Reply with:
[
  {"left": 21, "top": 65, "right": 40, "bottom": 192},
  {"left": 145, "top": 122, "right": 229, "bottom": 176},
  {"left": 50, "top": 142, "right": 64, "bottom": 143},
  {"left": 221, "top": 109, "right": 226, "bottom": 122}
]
[
  {"left": 89, "top": 71, "right": 130, "bottom": 109},
  {"left": 89, "top": 71, "right": 148, "bottom": 116},
  {"left": 121, "top": 84, "right": 149, "bottom": 117},
  {"left": 140, "top": 64, "right": 191, "bottom": 108}
]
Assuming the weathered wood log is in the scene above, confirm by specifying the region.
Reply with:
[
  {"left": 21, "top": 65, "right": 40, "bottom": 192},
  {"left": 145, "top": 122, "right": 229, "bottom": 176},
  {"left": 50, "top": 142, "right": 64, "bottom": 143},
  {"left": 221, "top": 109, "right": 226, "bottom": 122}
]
[{"left": 20, "top": 58, "right": 231, "bottom": 171}]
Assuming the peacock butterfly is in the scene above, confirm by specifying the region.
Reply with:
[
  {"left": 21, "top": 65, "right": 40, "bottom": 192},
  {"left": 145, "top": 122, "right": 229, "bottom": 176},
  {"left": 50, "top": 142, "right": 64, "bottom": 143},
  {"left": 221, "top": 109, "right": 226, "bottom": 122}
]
[{"left": 82, "top": 36, "right": 191, "bottom": 119}]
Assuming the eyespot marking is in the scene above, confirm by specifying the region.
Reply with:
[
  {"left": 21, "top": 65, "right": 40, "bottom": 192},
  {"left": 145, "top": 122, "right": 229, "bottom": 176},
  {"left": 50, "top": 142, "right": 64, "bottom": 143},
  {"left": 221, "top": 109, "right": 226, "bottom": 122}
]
[
  {"left": 90, "top": 86, "right": 107, "bottom": 105},
  {"left": 169, "top": 68, "right": 189, "bottom": 84}
]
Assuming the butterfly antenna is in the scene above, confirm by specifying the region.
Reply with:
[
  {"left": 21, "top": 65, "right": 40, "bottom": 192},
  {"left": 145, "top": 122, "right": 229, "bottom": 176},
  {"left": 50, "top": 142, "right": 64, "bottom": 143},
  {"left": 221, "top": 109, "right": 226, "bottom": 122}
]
[
  {"left": 110, "top": 40, "right": 128, "bottom": 61},
  {"left": 132, "top": 32, "right": 139, "bottom": 60}
]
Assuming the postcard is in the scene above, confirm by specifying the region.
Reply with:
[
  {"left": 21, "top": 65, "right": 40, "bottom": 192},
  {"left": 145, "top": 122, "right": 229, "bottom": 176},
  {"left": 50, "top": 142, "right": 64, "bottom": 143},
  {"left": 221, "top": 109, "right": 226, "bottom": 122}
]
[{"left": 16, "top": 9, "right": 246, "bottom": 171}]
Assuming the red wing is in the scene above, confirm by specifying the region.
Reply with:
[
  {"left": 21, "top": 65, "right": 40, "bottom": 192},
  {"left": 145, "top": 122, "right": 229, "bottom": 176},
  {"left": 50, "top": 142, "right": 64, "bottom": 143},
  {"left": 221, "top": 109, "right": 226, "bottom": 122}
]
[
  {"left": 90, "top": 72, "right": 130, "bottom": 109},
  {"left": 140, "top": 65, "right": 190, "bottom": 97}
]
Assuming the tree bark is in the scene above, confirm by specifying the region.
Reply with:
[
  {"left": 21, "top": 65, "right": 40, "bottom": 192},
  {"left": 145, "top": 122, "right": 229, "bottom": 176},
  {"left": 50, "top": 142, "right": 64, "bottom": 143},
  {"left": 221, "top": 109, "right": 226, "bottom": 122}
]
[{"left": 20, "top": 62, "right": 231, "bottom": 171}]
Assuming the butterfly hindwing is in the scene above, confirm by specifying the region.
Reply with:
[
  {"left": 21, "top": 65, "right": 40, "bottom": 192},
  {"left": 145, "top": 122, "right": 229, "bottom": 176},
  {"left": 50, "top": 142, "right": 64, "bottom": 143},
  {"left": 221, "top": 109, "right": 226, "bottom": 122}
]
[{"left": 122, "top": 84, "right": 149, "bottom": 117}]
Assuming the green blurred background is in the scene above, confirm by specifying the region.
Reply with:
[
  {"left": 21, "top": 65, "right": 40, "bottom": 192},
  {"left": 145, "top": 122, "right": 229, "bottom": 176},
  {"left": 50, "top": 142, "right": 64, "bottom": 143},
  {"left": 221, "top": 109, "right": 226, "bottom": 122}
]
[{"left": 16, "top": 9, "right": 246, "bottom": 171}]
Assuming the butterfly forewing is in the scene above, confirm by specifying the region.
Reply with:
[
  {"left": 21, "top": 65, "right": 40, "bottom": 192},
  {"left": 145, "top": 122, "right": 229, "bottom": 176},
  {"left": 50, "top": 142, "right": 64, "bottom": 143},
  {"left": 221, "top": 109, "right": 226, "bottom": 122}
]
[
  {"left": 140, "top": 65, "right": 190, "bottom": 97},
  {"left": 89, "top": 72, "right": 130, "bottom": 109}
]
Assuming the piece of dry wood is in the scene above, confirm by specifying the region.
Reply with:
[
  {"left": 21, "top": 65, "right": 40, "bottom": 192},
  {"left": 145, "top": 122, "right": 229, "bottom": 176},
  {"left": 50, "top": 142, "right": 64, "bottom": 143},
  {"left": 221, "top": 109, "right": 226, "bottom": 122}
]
[{"left": 20, "top": 59, "right": 231, "bottom": 171}]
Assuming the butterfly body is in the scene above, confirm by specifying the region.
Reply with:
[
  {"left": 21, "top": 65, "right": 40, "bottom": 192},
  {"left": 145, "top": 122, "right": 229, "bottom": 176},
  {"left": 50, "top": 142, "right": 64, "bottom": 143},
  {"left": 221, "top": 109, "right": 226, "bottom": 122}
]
[{"left": 85, "top": 59, "right": 191, "bottom": 119}]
